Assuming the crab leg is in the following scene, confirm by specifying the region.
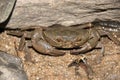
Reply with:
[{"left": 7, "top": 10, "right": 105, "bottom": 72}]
[
  {"left": 19, "top": 34, "right": 26, "bottom": 51},
  {"left": 6, "top": 30, "right": 24, "bottom": 37},
  {"left": 98, "top": 29, "right": 120, "bottom": 45}
]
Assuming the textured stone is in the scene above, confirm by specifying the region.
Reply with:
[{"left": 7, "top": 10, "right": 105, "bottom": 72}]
[
  {"left": 5, "top": 0, "right": 120, "bottom": 29},
  {"left": 0, "top": 51, "right": 28, "bottom": 80},
  {"left": 0, "top": 0, "right": 16, "bottom": 23}
]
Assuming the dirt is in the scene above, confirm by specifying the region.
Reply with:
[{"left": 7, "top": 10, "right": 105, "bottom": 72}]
[{"left": 0, "top": 31, "right": 120, "bottom": 80}]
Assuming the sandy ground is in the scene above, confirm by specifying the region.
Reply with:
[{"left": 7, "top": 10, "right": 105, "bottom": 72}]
[{"left": 0, "top": 31, "right": 120, "bottom": 80}]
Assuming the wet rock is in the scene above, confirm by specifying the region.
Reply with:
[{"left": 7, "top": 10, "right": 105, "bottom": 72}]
[{"left": 0, "top": 51, "right": 28, "bottom": 80}]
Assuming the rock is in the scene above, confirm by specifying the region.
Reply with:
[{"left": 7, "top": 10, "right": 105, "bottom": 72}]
[
  {"left": 0, "top": 0, "right": 16, "bottom": 23},
  {"left": 0, "top": 51, "right": 28, "bottom": 80},
  {"left": 5, "top": 0, "right": 120, "bottom": 29}
]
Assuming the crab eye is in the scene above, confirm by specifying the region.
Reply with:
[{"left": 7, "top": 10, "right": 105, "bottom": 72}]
[
  {"left": 78, "top": 38, "right": 81, "bottom": 41},
  {"left": 56, "top": 37, "right": 63, "bottom": 42},
  {"left": 76, "top": 37, "right": 81, "bottom": 41}
]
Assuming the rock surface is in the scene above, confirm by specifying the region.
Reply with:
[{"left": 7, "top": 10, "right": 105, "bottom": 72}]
[
  {"left": 0, "top": 51, "right": 28, "bottom": 80},
  {"left": 5, "top": 0, "right": 120, "bottom": 29},
  {"left": 0, "top": 0, "right": 16, "bottom": 23}
]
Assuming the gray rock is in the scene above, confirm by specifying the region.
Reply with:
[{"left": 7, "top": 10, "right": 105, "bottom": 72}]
[
  {"left": 0, "top": 0, "right": 16, "bottom": 23},
  {"left": 6, "top": 0, "right": 120, "bottom": 29},
  {"left": 0, "top": 51, "right": 28, "bottom": 80}
]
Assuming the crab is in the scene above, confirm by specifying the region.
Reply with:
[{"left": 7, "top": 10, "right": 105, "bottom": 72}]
[
  {"left": 6, "top": 22, "right": 120, "bottom": 78},
  {"left": 7, "top": 23, "right": 120, "bottom": 57}
]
